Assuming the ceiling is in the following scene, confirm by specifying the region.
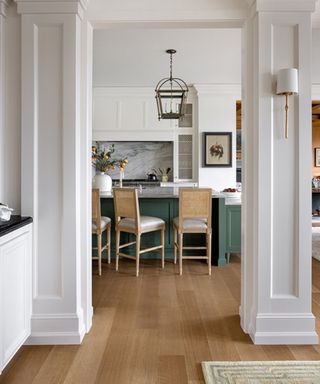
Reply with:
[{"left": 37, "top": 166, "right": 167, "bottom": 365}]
[{"left": 93, "top": 28, "right": 242, "bottom": 87}]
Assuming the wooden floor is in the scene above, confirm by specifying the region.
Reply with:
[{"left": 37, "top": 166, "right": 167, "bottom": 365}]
[{"left": 2, "top": 256, "right": 320, "bottom": 384}]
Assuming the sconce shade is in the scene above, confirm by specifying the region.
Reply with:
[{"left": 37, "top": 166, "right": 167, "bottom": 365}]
[{"left": 276, "top": 68, "right": 298, "bottom": 95}]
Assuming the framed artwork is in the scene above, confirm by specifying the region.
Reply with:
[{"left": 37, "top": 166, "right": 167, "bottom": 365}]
[
  {"left": 203, "top": 132, "right": 232, "bottom": 167},
  {"left": 315, "top": 148, "right": 320, "bottom": 167}
]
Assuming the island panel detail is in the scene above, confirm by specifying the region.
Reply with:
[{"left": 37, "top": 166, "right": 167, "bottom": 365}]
[{"left": 97, "top": 196, "right": 241, "bottom": 266}]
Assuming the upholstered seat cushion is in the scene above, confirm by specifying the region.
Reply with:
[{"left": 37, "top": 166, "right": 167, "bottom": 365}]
[
  {"left": 92, "top": 216, "right": 111, "bottom": 231},
  {"left": 118, "top": 216, "right": 164, "bottom": 231},
  {"left": 173, "top": 217, "right": 208, "bottom": 230}
]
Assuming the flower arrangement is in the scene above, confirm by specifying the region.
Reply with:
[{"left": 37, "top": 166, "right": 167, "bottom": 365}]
[
  {"left": 209, "top": 143, "right": 224, "bottom": 159},
  {"left": 92, "top": 143, "right": 128, "bottom": 173}
]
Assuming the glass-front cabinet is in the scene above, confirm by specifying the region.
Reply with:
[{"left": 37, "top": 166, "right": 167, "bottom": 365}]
[{"left": 173, "top": 100, "right": 197, "bottom": 182}]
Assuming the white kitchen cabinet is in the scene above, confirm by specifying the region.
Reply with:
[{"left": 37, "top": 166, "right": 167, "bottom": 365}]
[
  {"left": 93, "top": 87, "right": 198, "bottom": 181},
  {"left": 0, "top": 222, "right": 32, "bottom": 374},
  {"left": 173, "top": 97, "right": 197, "bottom": 181},
  {"left": 93, "top": 87, "right": 175, "bottom": 141},
  {"left": 174, "top": 132, "right": 194, "bottom": 181}
]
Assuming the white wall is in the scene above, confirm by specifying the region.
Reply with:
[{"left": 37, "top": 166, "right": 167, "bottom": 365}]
[
  {"left": 87, "top": 0, "right": 247, "bottom": 24},
  {"left": 195, "top": 85, "right": 240, "bottom": 191},
  {"left": 2, "top": 3, "right": 21, "bottom": 212},
  {"left": 93, "top": 28, "right": 242, "bottom": 87},
  {"left": 312, "top": 28, "right": 320, "bottom": 84}
]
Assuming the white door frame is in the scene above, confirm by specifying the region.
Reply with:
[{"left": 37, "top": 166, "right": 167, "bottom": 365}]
[{"left": 81, "top": 17, "right": 247, "bottom": 332}]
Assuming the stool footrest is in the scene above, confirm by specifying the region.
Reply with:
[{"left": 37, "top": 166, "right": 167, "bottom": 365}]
[
  {"left": 139, "top": 244, "right": 163, "bottom": 254},
  {"left": 182, "top": 256, "right": 209, "bottom": 259},
  {"left": 119, "top": 241, "right": 136, "bottom": 249},
  {"left": 118, "top": 252, "right": 136, "bottom": 260}
]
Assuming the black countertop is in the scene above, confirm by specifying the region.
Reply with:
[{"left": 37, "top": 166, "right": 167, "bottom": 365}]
[{"left": 0, "top": 215, "right": 33, "bottom": 238}]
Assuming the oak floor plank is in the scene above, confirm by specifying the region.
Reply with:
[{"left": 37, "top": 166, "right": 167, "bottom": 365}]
[
  {"left": 31, "top": 346, "right": 79, "bottom": 384},
  {"left": 3, "top": 258, "right": 320, "bottom": 383},
  {"left": 192, "top": 272, "right": 241, "bottom": 361},
  {"left": 158, "top": 274, "right": 186, "bottom": 356},
  {"left": 0, "top": 346, "right": 53, "bottom": 384},
  {"left": 95, "top": 329, "right": 160, "bottom": 384},
  {"left": 158, "top": 355, "right": 188, "bottom": 384},
  {"left": 176, "top": 289, "right": 212, "bottom": 381},
  {"left": 62, "top": 308, "right": 116, "bottom": 384},
  {"left": 261, "top": 345, "right": 295, "bottom": 361},
  {"left": 289, "top": 345, "right": 320, "bottom": 360}
]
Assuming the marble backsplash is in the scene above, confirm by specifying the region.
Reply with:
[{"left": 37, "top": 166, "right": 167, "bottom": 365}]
[{"left": 94, "top": 141, "right": 173, "bottom": 180}]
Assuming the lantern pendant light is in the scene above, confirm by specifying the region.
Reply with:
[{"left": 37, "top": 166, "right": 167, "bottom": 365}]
[{"left": 155, "top": 49, "right": 189, "bottom": 121}]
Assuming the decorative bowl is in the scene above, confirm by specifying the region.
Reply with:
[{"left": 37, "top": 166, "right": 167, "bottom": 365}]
[{"left": 223, "top": 192, "right": 241, "bottom": 198}]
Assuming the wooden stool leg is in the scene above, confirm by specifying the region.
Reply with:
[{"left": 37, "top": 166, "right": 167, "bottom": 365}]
[
  {"left": 116, "top": 229, "right": 120, "bottom": 272},
  {"left": 136, "top": 234, "right": 141, "bottom": 277},
  {"left": 161, "top": 228, "right": 165, "bottom": 269},
  {"left": 174, "top": 227, "right": 177, "bottom": 264},
  {"left": 179, "top": 233, "right": 183, "bottom": 276},
  {"left": 97, "top": 233, "right": 102, "bottom": 276},
  {"left": 107, "top": 225, "right": 111, "bottom": 264},
  {"left": 207, "top": 233, "right": 212, "bottom": 276}
]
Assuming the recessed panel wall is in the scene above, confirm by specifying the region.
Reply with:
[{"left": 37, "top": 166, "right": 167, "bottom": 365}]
[
  {"left": 272, "top": 25, "right": 298, "bottom": 297},
  {"left": 37, "top": 25, "right": 63, "bottom": 298}
]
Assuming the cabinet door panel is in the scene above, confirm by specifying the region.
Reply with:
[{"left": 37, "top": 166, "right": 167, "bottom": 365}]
[
  {"left": 93, "top": 97, "right": 118, "bottom": 131},
  {"left": 1, "top": 231, "right": 31, "bottom": 370},
  {"left": 177, "top": 134, "right": 193, "bottom": 180},
  {"left": 226, "top": 206, "right": 241, "bottom": 252}
]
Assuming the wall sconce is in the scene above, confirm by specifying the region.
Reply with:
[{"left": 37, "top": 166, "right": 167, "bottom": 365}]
[{"left": 276, "top": 68, "right": 299, "bottom": 139}]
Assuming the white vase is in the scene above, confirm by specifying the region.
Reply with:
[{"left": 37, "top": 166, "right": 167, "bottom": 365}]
[{"left": 93, "top": 172, "right": 112, "bottom": 192}]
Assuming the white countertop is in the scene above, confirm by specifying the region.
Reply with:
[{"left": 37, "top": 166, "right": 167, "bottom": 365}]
[{"left": 100, "top": 187, "right": 241, "bottom": 205}]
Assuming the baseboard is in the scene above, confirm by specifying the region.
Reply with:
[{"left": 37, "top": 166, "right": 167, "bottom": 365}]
[
  {"left": 25, "top": 330, "right": 86, "bottom": 345},
  {"left": 249, "top": 312, "right": 319, "bottom": 345},
  {"left": 251, "top": 331, "right": 319, "bottom": 345},
  {"left": 85, "top": 305, "right": 94, "bottom": 333},
  {"left": 25, "top": 312, "right": 86, "bottom": 345}
]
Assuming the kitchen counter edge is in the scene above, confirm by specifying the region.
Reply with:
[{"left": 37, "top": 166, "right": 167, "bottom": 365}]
[
  {"left": 100, "top": 188, "right": 241, "bottom": 205},
  {"left": 0, "top": 216, "right": 33, "bottom": 238}
]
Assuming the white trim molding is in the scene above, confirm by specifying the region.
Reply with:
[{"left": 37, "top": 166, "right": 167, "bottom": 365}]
[
  {"left": 15, "top": 0, "right": 90, "bottom": 18},
  {"left": 25, "top": 313, "right": 86, "bottom": 345},
  {"left": 194, "top": 83, "right": 241, "bottom": 97},
  {"left": 0, "top": 0, "right": 7, "bottom": 205},
  {"left": 251, "top": 313, "right": 318, "bottom": 345},
  {"left": 253, "top": 0, "right": 317, "bottom": 12},
  {"left": 0, "top": 0, "right": 8, "bottom": 17}
]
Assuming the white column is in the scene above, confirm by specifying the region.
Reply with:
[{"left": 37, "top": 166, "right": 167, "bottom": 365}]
[
  {"left": 0, "top": 1, "right": 7, "bottom": 204},
  {"left": 241, "top": 0, "right": 318, "bottom": 344},
  {"left": 80, "top": 19, "right": 93, "bottom": 333},
  {"left": 15, "top": 0, "right": 90, "bottom": 344}
]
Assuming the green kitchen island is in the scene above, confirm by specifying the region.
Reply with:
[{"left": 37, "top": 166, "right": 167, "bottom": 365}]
[{"left": 99, "top": 187, "right": 241, "bottom": 266}]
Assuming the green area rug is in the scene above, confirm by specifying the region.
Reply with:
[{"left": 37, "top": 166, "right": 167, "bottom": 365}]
[{"left": 202, "top": 361, "right": 320, "bottom": 383}]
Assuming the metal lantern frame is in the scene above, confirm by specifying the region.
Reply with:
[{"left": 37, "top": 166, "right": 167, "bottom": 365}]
[{"left": 155, "top": 49, "right": 189, "bottom": 121}]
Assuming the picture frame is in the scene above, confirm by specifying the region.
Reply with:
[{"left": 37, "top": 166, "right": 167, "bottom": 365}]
[
  {"left": 203, "top": 132, "right": 232, "bottom": 167},
  {"left": 315, "top": 148, "right": 320, "bottom": 167}
]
